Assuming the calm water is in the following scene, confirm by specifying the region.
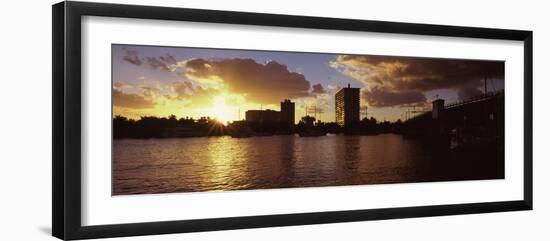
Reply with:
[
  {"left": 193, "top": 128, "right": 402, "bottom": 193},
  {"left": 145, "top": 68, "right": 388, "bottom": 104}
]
[{"left": 113, "top": 134, "right": 503, "bottom": 195}]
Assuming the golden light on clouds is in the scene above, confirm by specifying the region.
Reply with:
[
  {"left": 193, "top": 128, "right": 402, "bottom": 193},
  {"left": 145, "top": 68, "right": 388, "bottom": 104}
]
[
  {"left": 113, "top": 45, "right": 504, "bottom": 123},
  {"left": 113, "top": 80, "right": 284, "bottom": 124},
  {"left": 113, "top": 56, "right": 316, "bottom": 123}
]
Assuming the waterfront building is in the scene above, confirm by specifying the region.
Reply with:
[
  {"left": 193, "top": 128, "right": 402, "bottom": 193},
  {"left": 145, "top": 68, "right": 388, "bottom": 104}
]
[
  {"left": 280, "top": 99, "right": 295, "bottom": 125},
  {"left": 245, "top": 109, "right": 281, "bottom": 123},
  {"left": 335, "top": 84, "right": 360, "bottom": 127}
]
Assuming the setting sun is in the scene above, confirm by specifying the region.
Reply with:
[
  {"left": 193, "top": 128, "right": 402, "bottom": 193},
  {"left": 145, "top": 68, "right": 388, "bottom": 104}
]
[
  {"left": 111, "top": 44, "right": 507, "bottom": 198},
  {"left": 208, "top": 95, "right": 235, "bottom": 124}
]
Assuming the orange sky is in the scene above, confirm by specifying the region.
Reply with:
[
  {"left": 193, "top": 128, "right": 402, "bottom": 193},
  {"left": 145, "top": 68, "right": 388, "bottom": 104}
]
[{"left": 112, "top": 45, "right": 504, "bottom": 124}]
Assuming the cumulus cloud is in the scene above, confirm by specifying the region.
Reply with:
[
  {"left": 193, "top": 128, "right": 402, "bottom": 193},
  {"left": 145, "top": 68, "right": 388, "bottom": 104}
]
[
  {"left": 113, "top": 82, "right": 131, "bottom": 89},
  {"left": 182, "top": 58, "right": 311, "bottom": 104},
  {"left": 326, "top": 84, "right": 341, "bottom": 90},
  {"left": 121, "top": 48, "right": 177, "bottom": 72},
  {"left": 113, "top": 89, "right": 155, "bottom": 109},
  {"left": 311, "top": 83, "right": 326, "bottom": 94},
  {"left": 122, "top": 48, "right": 142, "bottom": 66},
  {"left": 330, "top": 55, "right": 504, "bottom": 107},
  {"left": 164, "top": 81, "right": 220, "bottom": 107},
  {"left": 147, "top": 54, "right": 177, "bottom": 72},
  {"left": 140, "top": 86, "right": 158, "bottom": 99},
  {"left": 170, "top": 81, "right": 195, "bottom": 98},
  {"left": 362, "top": 87, "right": 427, "bottom": 107}
]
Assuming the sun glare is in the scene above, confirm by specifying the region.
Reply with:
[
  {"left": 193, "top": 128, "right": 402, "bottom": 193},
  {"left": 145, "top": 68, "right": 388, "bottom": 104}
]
[{"left": 209, "top": 95, "right": 234, "bottom": 124}]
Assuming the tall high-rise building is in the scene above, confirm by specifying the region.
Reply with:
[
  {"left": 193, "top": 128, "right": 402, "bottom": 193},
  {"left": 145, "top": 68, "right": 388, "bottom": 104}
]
[
  {"left": 280, "top": 99, "right": 295, "bottom": 125},
  {"left": 335, "top": 84, "right": 360, "bottom": 127}
]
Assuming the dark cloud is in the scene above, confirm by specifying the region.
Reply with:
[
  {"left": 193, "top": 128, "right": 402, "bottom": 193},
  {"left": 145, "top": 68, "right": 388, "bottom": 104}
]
[
  {"left": 147, "top": 54, "right": 177, "bottom": 72},
  {"left": 331, "top": 55, "right": 504, "bottom": 107},
  {"left": 457, "top": 86, "right": 483, "bottom": 100},
  {"left": 122, "top": 48, "right": 142, "bottom": 66},
  {"left": 311, "top": 83, "right": 326, "bottom": 94},
  {"left": 121, "top": 48, "right": 177, "bottom": 72},
  {"left": 362, "top": 87, "right": 427, "bottom": 107},
  {"left": 454, "top": 78, "right": 488, "bottom": 100},
  {"left": 183, "top": 58, "right": 311, "bottom": 104},
  {"left": 113, "top": 89, "right": 155, "bottom": 109}
]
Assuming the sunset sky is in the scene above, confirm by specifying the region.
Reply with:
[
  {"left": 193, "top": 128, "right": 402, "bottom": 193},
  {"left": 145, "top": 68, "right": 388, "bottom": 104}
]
[{"left": 112, "top": 44, "right": 504, "bottom": 124}]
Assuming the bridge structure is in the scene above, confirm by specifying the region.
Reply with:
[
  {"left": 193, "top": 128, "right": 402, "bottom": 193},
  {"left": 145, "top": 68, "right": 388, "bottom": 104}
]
[{"left": 401, "top": 90, "right": 504, "bottom": 150}]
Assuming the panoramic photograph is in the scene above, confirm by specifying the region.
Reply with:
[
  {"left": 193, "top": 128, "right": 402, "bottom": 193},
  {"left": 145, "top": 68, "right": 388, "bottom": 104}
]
[{"left": 112, "top": 44, "right": 505, "bottom": 195}]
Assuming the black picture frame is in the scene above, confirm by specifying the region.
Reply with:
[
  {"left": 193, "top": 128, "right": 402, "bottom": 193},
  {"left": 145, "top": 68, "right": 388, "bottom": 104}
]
[{"left": 52, "top": 1, "right": 533, "bottom": 240}]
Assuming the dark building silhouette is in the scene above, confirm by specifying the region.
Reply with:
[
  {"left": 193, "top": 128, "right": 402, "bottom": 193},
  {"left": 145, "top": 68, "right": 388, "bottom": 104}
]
[
  {"left": 280, "top": 99, "right": 295, "bottom": 124},
  {"left": 432, "top": 98, "right": 445, "bottom": 119},
  {"left": 245, "top": 100, "right": 295, "bottom": 124},
  {"left": 402, "top": 91, "right": 504, "bottom": 144},
  {"left": 245, "top": 109, "right": 281, "bottom": 123},
  {"left": 335, "top": 84, "right": 360, "bottom": 127}
]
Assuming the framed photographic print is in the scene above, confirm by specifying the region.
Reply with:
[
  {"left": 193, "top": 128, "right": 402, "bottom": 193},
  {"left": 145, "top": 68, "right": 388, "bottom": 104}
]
[{"left": 52, "top": 1, "right": 533, "bottom": 240}]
